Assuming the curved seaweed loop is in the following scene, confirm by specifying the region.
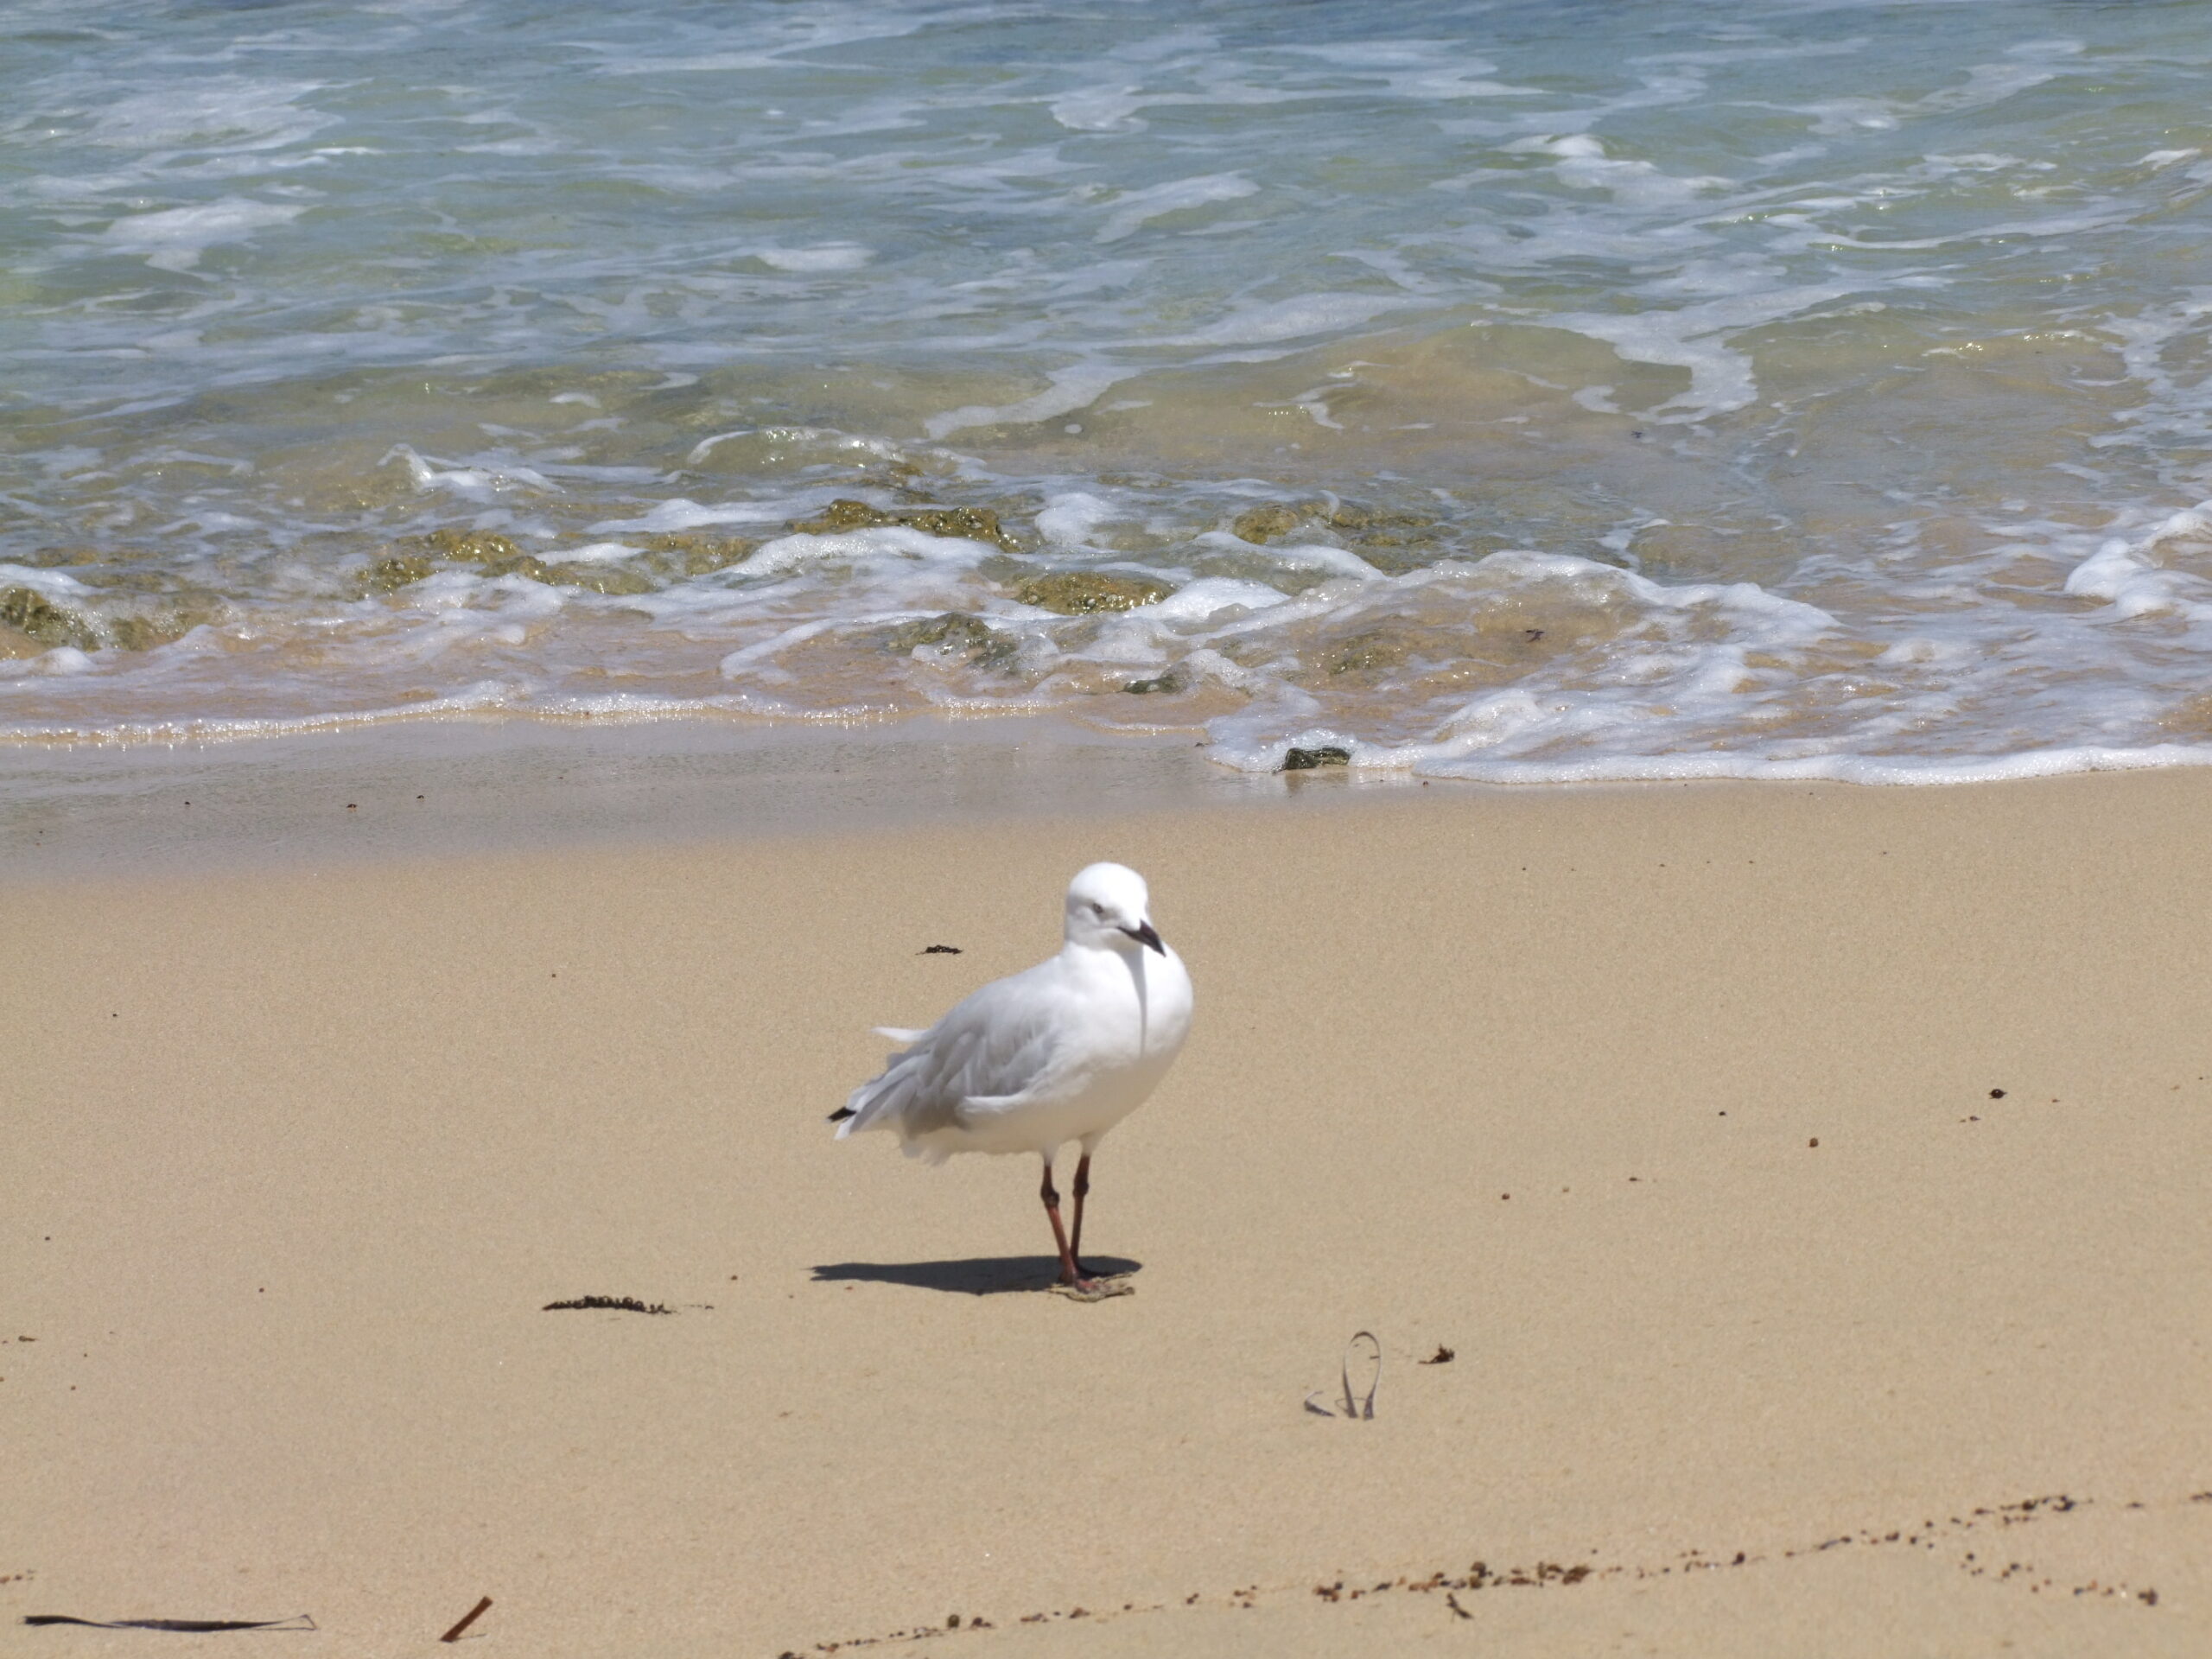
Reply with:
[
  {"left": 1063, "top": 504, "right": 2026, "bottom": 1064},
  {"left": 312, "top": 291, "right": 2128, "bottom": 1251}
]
[{"left": 1306, "top": 1330, "right": 1381, "bottom": 1419}]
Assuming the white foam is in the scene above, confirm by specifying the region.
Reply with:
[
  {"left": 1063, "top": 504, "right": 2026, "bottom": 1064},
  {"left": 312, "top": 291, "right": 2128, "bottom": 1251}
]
[
  {"left": 1051, "top": 86, "right": 1148, "bottom": 133},
  {"left": 384, "top": 446, "right": 556, "bottom": 500},
  {"left": 0, "top": 564, "right": 94, "bottom": 599},
  {"left": 741, "top": 524, "right": 1003, "bottom": 580},
  {"left": 1195, "top": 531, "right": 1382, "bottom": 582},
  {"left": 1172, "top": 293, "right": 1408, "bottom": 350},
  {"left": 1147, "top": 577, "right": 1289, "bottom": 623},
  {"left": 1094, "top": 175, "right": 1259, "bottom": 244},
  {"left": 753, "top": 244, "right": 874, "bottom": 272},
  {"left": 101, "top": 199, "right": 304, "bottom": 272},
  {"left": 1537, "top": 283, "right": 1854, "bottom": 421},
  {"left": 925, "top": 365, "right": 1130, "bottom": 442},
  {"left": 588, "top": 498, "right": 793, "bottom": 534},
  {"left": 1034, "top": 493, "right": 1120, "bottom": 547},
  {"left": 2063, "top": 506, "right": 2212, "bottom": 621},
  {"left": 87, "top": 79, "right": 334, "bottom": 152}
]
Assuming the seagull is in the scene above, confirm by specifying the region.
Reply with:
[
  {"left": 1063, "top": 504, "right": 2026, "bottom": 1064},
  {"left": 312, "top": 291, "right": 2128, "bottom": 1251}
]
[{"left": 830, "top": 862, "right": 1194, "bottom": 1294}]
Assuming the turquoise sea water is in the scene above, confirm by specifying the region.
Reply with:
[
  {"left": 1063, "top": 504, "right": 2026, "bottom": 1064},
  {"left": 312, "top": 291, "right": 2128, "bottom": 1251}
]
[{"left": 6, "top": 0, "right": 2212, "bottom": 781}]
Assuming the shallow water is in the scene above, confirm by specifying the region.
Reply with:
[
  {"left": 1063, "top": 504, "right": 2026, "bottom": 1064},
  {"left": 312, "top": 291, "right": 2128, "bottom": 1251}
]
[{"left": 7, "top": 0, "right": 2212, "bottom": 782}]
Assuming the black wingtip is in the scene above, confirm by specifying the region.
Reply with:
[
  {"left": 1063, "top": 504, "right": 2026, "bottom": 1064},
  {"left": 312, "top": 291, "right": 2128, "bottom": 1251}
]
[{"left": 827, "top": 1105, "right": 856, "bottom": 1122}]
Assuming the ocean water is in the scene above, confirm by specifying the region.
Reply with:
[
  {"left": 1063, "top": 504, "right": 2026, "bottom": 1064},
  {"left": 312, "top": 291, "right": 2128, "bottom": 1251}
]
[{"left": 6, "top": 0, "right": 2212, "bottom": 783}]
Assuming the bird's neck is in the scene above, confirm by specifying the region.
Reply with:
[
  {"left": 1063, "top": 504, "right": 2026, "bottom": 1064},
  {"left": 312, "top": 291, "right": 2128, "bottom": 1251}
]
[{"left": 1064, "top": 937, "right": 1138, "bottom": 963}]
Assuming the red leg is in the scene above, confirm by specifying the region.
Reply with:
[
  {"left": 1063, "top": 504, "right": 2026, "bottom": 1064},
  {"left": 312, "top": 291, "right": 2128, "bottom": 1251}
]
[
  {"left": 1069, "top": 1153, "right": 1094, "bottom": 1277},
  {"left": 1039, "top": 1160, "right": 1088, "bottom": 1288}
]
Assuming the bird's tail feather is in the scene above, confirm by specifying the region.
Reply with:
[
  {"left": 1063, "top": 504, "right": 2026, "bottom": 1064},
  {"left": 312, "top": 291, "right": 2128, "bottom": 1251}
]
[
  {"left": 836, "top": 1050, "right": 916, "bottom": 1138},
  {"left": 832, "top": 1085, "right": 874, "bottom": 1138}
]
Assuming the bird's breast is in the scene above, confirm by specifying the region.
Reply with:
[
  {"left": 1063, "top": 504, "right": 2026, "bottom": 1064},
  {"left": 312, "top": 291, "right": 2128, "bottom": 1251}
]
[{"left": 1053, "top": 947, "right": 1191, "bottom": 1070}]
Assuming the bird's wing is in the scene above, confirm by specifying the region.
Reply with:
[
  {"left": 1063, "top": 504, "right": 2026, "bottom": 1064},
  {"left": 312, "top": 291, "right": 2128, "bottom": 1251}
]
[{"left": 838, "top": 970, "right": 1067, "bottom": 1139}]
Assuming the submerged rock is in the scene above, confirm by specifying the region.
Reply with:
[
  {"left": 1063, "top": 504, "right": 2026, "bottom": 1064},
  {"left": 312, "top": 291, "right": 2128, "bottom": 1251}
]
[
  {"left": 108, "top": 613, "right": 199, "bottom": 652},
  {"left": 1122, "top": 671, "right": 1183, "bottom": 695},
  {"left": 1325, "top": 632, "right": 1409, "bottom": 676},
  {"left": 0, "top": 586, "right": 99, "bottom": 651},
  {"left": 640, "top": 532, "right": 754, "bottom": 576},
  {"left": 398, "top": 536, "right": 655, "bottom": 593},
  {"left": 541, "top": 562, "right": 658, "bottom": 596},
  {"left": 791, "top": 498, "right": 901, "bottom": 535},
  {"left": 791, "top": 498, "right": 1020, "bottom": 551},
  {"left": 479, "top": 553, "right": 557, "bottom": 584},
  {"left": 1231, "top": 503, "right": 1304, "bottom": 544},
  {"left": 362, "top": 554, "right": 435, "bottom": 594},
  {"left": 422, "top": 527, "right": 523, "bottom": 563},
  {"left": 1013, "top": 570, "right": 1172, "bottom": 614},
  {"left": 883, "top": 611, "right": 1018, "bottom": 666},
  {"left": 372, "top": 542, "right": 607, "bottom": 591},
  {"left": 1230, "top": 499, "right": 1439, "bottom": 573},
  {"left": 0, "top": 576, "right": 218, "bottom": 651},
  {"left": 1281, "top": 745, "right": 1352, "bottom": 772}
]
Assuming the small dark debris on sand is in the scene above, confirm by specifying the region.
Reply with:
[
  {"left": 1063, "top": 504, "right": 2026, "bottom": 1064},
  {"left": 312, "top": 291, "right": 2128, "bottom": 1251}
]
[
  {"left": 1421, "top": 1345, "right": 1456, "bottom": 1364},
  {"left": 920, "top": 944, "right": 963, "bottom": 955},
  {"left": 542, "top": 1295, "right": 672, "bottom": 1315},
  {"left": 1281, "top": 746, "right": 1351, "bottom": 772},
  {"left": 779, "top": 1483, "right": 2168, "bottom": 1654},
  {"left": 25, "top": 1615, "right": 316, "bottom": 1632}
]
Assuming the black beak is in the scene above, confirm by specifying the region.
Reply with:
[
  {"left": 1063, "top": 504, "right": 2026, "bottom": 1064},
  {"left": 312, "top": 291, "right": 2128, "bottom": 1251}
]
[{"left": 1122, "top": 921, "right": 1165, "bottom": 955}]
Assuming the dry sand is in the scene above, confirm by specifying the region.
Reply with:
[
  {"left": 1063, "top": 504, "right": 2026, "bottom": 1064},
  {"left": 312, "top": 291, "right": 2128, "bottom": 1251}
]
[{"left": 7, "top": 770, "right": 2212, "bottom": 1656}]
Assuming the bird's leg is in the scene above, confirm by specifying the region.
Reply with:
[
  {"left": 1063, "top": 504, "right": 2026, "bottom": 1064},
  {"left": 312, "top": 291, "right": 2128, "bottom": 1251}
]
[
  {"left": 1069, "top": 1153, "right": 1096, "bottom": 1278},
  {"left": 1039, "top": 1158, "right": 1088, "bottom": 1288}
]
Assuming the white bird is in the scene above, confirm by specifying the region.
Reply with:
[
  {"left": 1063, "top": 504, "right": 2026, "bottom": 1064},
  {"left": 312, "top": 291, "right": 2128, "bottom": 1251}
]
[{"left": 830, "top": 862, "right": 1194, "bottom": 1294}]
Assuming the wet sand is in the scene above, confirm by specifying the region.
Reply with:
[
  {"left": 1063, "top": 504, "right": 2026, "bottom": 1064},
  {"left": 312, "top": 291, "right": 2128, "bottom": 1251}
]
[{"left": 7, "top": 769, "right": 2212, "bottom": 1656}]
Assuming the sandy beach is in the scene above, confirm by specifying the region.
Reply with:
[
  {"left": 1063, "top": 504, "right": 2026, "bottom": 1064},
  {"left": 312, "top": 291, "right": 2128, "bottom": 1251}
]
[{"left": 8, "top": 767, "right": 2212, "bottom": 1656}]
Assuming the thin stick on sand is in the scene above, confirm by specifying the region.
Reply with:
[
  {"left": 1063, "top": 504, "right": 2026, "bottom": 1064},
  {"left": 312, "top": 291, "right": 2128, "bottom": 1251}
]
[{"left": 440, "top": 1598, "right": 493, "bottom": 1643}]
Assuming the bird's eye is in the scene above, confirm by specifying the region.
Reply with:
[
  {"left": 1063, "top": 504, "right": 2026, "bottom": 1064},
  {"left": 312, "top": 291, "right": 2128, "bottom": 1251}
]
[{"left": 1090, "top": 901, "right": 1106, "bottom": 917}]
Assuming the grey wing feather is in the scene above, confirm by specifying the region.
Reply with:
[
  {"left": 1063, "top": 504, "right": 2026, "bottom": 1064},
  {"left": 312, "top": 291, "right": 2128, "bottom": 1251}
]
[{"left": 838, "top": 980, "right": 1060, "bottom": 1140}]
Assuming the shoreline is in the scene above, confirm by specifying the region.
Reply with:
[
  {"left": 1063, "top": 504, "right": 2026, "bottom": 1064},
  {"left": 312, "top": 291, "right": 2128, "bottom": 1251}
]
[
  {"left": 9, "top": 770, "right": 2212, "bottom": 1655},
  {"left": 0, "top": 715, "right": 1276, "bottom": 880},
  {"left": 15, "top": 710, "right": 2212, "bottom": 884}
]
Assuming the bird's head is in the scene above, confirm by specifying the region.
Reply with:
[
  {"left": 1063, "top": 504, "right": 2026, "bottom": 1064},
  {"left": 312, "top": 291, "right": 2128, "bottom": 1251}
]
[{"left": 1064, "top": 861, "right": 1166, "bottom": 955}]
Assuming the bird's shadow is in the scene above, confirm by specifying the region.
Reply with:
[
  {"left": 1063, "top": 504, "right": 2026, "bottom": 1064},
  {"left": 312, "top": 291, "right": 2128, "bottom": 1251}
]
[{"left": 810, "top": 1255, "right": 1142, "bottom": 1296}]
